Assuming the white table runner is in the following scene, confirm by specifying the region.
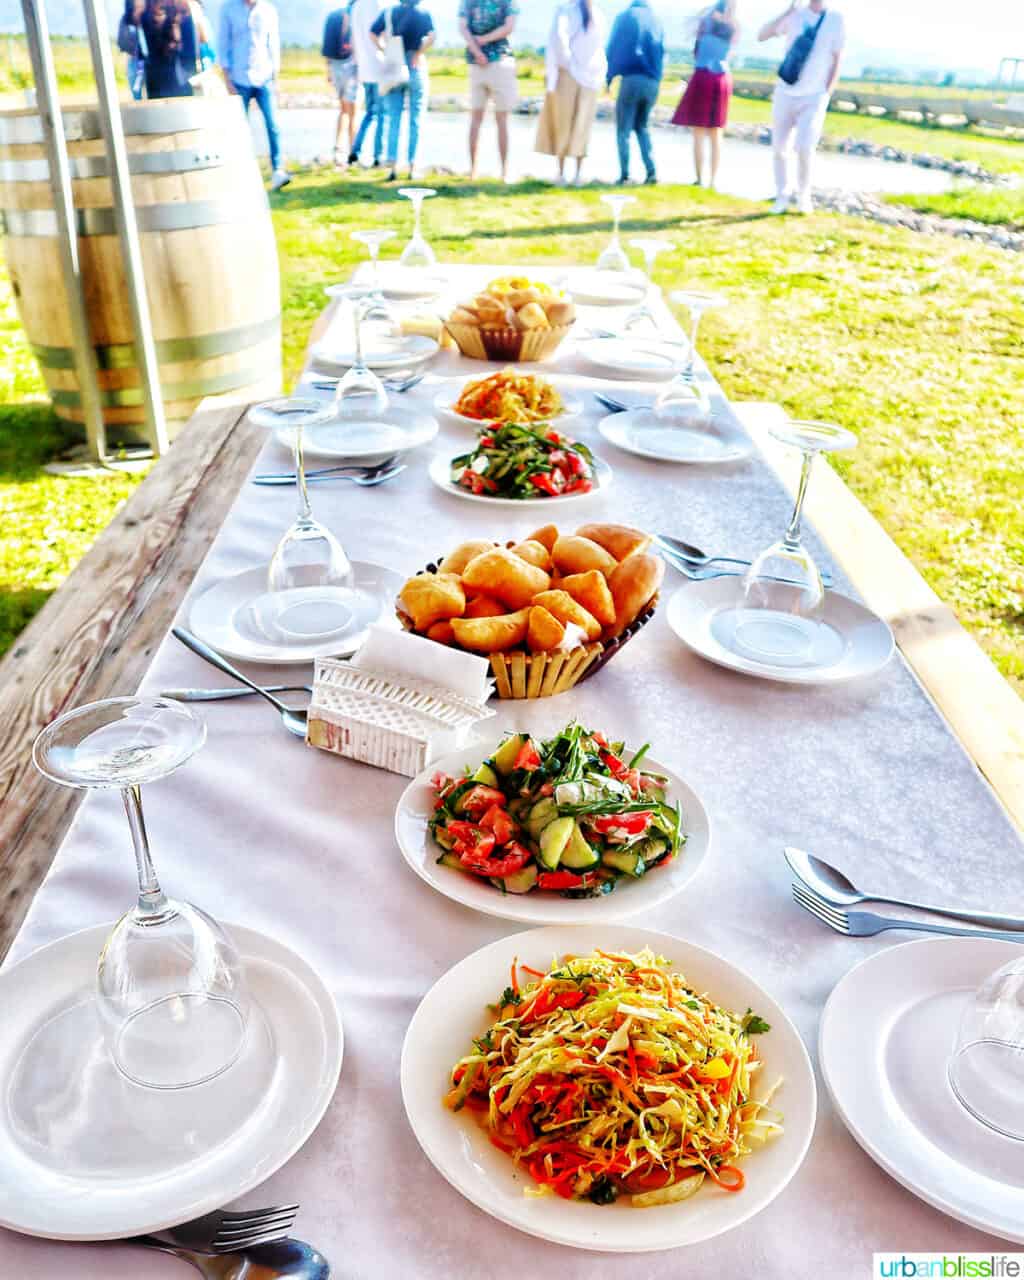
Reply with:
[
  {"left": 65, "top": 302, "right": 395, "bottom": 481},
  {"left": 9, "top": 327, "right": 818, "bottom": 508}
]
[{"left": 3, "top": 266, "right": 1021, "bottom": 1278}]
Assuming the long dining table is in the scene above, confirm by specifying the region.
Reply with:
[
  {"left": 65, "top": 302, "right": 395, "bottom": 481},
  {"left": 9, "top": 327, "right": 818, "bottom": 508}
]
[{"left": 2, "top": 265, "right": 1022, "bottom": 1278}]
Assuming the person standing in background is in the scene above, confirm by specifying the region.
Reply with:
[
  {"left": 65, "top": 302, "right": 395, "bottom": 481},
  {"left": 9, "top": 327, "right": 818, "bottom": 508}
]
[
  {"left": 323, "top": 4, "right": 358, "bottom": 167},
  {"left": 672, "top": 0, "right": 738, "bottom": 188},
  {"left": 219, "top": 0, "right": 290, "bottom": 191},
  {"left": 372, "top": 0, "right": 435, "bottom": 183},
  {"left": 142, "top": 0, "right": 197, "bottom": 98},
  {"left": 117, "top": 0, "right": 148, "bottom": 100},
  {"left": 349, "top": 0, "right": 387, "bottom": 168},
  {"left": 758, "top": 0, "right": 845, "bottom": 213},
  {"left": 535, "top": 0, "right": 607, "bottom": 186},
  {"left": 459, "top": 0, "right": 519, "bottom": 183},
  {"left": 605, "top": 0, "right": 665, "bottom": 185},
  {"left": 191, "top": 0, "right": 216, "bottom": 68}
]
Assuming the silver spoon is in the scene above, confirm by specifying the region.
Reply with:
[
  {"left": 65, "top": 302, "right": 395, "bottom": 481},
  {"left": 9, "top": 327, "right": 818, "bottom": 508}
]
[
  {"left": 161, "top": 685, "right": 312, "bottom": 702},
  {"left": 132, "top": 1235, "right": 329, "bottom": 1278},
  {"left": 172, "top": 627, "right": 308, "bottom": 739},
  {"left": 785, "top": 847, "right": 1024, "bottom": 932},
  {"left": 253, "top": 464, "right": 405, "bottom": 489},
  {"left": 310, "top": 371, "right": 425, "bottom": 393},
  {"left": 654, "top": 533, "right": 834, "bottom": 587}
]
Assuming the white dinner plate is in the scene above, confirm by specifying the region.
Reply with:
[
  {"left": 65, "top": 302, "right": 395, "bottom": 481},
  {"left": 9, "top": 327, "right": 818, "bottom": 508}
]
[
  {"left": 428, "top": 452, "right": 612, "bottom": 507},
  {"left": 189, "top": 562, "right": 404, "bottom": 666},
  {"left": 0, "top": 923, "right": 342, "bottom": 1241},
  {"left": 575, "top": 336, "right": 690, "bottom": 380},
  {"left": 394, "top": 743, "right": 712, "bottom": 924},
  {"left": 820, "top": 937, "right": 1024, "bottom": 1243},
  {"left": 401, "top": 923, "right": 816, "bottom": 1252},
  {"left": 310, "top": 331, "right": 438, "bottom": 373},
  {"left": 326, "top": 273, "right": 445, "bottom": 302},
  {"left": 598, "top": 408, "right": 753, "bottom": 465},
  {"left": 274, "top": 405, "right": 438, "bottom": 462},
  {"left": 433, "top": 377, "right": 584, "bottom": 429},
  {"left": 569, "top": 272, "right": 649, "bottom": 306},
  {"left": 666, "top": 579, "right": 895, "bottom": 685}
]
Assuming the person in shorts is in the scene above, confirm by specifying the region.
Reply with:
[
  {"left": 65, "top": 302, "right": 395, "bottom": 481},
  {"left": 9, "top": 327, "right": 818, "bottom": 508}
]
[
  {"left": 323, "top": 5, "right": 359, "bottom": 166},
  {"left": 458, "top": 0, "right": 519, "bottom": 182}
]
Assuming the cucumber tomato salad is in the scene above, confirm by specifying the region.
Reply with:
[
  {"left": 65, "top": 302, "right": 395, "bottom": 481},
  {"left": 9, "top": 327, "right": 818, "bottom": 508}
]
[{"left": 429, "top": 723, "right": 683, "bottom": 897}]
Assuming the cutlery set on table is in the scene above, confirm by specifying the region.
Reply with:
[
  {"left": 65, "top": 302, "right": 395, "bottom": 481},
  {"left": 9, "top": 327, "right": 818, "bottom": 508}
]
[{"left": 5, "top": 253, "right": 1021, "bottom": 1273}]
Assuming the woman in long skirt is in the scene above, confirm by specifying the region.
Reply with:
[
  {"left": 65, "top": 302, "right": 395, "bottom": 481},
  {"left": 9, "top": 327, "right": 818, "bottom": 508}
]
[
  {"left": 535, "top": 0, "right": 607, "bottom": 186},
  {"left": 672, "top": 0, "right": 739, "bottom": 189}
]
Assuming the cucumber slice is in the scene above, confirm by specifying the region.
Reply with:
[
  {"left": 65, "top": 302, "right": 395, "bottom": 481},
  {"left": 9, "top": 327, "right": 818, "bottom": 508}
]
[
  {"left": 493, "top": 733, "right": 527, "bottom": 776},
  {"left": 633, "top": 835, "right": 670, "bottom": 867},
  {"left": 472, "top": 762, "right": 499, "bottom": 786},
  {"left": 602, "top": 846, "right": 646, "bottom": 877},
  {"left": 539, "top": 816, "right": 575, "bottom": 870},
  {"left": 433, "top": 827, "right": 454, "bottom": 851},
  {"left": 525, "top": 796, "right": 558, "bottom": 839},
  {"left": 561, "top": 823, "right": 600, "bottom": 870},
  {"left": 492, "top": 864, "right": 539, "bottom": 894},
  {"left": 438, "top": 851, "right": 466, "bottom": 871}
]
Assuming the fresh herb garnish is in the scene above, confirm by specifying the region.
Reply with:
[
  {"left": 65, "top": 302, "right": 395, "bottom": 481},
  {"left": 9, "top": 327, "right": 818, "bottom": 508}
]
[{"left": 742, "top": 1009, "right": 771, "bottom": 1034}]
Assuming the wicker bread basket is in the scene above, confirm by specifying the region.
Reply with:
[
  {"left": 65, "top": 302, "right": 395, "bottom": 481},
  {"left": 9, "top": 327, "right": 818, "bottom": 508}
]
[
  {"left": 399, "top": 554, "right": 658, "bottom": 700},
  {"left": 444, "top": 321, "right": 574, "bottom": 364}
]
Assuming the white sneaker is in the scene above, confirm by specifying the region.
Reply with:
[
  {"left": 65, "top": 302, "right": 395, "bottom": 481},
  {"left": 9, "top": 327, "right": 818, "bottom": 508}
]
[
  {"left": 794, "top": 193, "right": 814, "bottom": 215},
  {"left": 270, "top": 169, "right": 291, "bottom": 192},
  {"left": 771, "top": 195, "right": 790, "bottom": 215}
]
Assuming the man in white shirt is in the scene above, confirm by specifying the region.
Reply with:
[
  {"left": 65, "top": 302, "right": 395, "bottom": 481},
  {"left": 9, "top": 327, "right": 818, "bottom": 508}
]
[
  {"left": 349, "top": 0, "right": 387, "bottom": 166},
  {"left": 758, "top": 0, "right": 844, "bottom": 213},
  {"left": 219, "top": 0, "right": 290, "bottom": 190}
]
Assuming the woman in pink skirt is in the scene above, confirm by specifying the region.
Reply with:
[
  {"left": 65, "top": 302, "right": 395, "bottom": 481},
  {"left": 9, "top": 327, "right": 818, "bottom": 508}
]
[{"left": 672, "top": 0, "right": 739, "bottom": 188}]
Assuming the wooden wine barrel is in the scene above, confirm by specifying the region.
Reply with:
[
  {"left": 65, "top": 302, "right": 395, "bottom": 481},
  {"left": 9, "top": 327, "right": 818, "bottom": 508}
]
[{"left": 0, "top": 96, "right": 282, "bottom": 439}]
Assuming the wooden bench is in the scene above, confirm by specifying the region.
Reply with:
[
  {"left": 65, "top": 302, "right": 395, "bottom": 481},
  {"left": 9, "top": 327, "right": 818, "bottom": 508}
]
[{"left": 1, "top": 399, "right": 1021, "bottom": 962}]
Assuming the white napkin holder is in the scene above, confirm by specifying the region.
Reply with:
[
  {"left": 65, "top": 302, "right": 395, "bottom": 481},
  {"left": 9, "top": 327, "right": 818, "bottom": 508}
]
[{"left": 307, "top": 627, "right": 496, "bottom": 776}]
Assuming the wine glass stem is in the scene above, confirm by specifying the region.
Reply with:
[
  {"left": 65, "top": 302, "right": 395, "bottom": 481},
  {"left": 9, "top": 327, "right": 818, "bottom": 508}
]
[
  {"left": 784, "top": 449, "right": 816, "bottom": 546},
  {"left": 369, "top": 244, "right": 379, "bottom": 292},
  {"left": 122, "top": 784, "right": 168, "bottom": 916},
  {"left": 412, "top": 198, "right": 422, "bottom": 240},
  {"left": 294, "top": 422, "right": 312, "bottom": 523},
  {"left": 686, "top": 311, "right": 701, "bottom": 379}
]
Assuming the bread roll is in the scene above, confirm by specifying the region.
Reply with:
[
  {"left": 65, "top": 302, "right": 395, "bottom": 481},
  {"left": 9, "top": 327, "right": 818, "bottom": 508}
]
[
  {"left": 531, "top": 589, "right": 601, "bottom": 642},
  {"left": 606, "top": 553, "right": 664, "bottom": 637},
  {"left": 516, "top": 302, "right": 550, "bottom": 331},
  {"left": 552, "top": 535, "right": 618, "bottom": 578},
  {"left": 575, "top": 523, "right": 651, "bottom": 562},
  {"left": 461, "top": 547, "right": 550, "bottom": 610},
  {"left": 527, "top": 605, "right": 566, "bottom": 653},
  {"left": 451, "top": 608, "right": 530, "bottom": 653},
  {"left": 543, "top": 298, "right": 575, "bottom": 327},
  {"left": 399, "top": 572, "right": 466, "bottom": 632},
  {"left": 506, "top": 287, "right": 542, "bottom": 310},
  {"left": 561, "top": 570, "right": 616, "bottom": 627},
  {"left": 448, "top": 306, "right": 479, "bottom": 326},
  {"left": 439, "top": 539, "right": 497, "bottom": 576}
]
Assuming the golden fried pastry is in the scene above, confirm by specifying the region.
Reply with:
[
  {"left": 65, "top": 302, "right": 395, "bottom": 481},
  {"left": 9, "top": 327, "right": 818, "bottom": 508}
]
[
  {"left": 606, "top": 553, "right": 664, "bottom": 637},
  {"left": 506, "top": 287, "right": 542, "bottom": 310},
  {"left": 560, "top": 570, "right": 616, "bottom": 628},
  {"left": 461, "top": 547, "right": 550, "bottom": 610},
  {"left": 439, "top": 539, "right": 496, "bottom": 576},
  {"left": 531, "top": 589, "right": 602, "bottom": 642},
  {"left": 526, "top": 524, "right": 559, "bottom": 553},
  {"left": 451, "top": 608, "right": 531, "bottom": 653},
  {"left": 527, "top": 605, "right": 566, "bottom": 653},
  {"left": 516, "top": 302, "right": 550, "bottom": 331},
  {"left": 399, "top": 572, "right": 466, "bottom": 632},
  {"left": 426, "top": 620, "right": 455, "bottom": 644},
  {"left": 552, "top": 535, "right": 619, "bottom": 578},
  {"left": 449, "top": 306, "right": 479, "bottom": 326},
  {"left": 543, "top": 298, "right": 575, "bottom": 327},
  {"left": 575, "top": 523, "right": 652, "bottom": 562},
  {"left": 464, "top": 594, "right": 507, "bottom": 618},
  {"left": 511, "top": 539, "right": 552, "bottom": 571}
]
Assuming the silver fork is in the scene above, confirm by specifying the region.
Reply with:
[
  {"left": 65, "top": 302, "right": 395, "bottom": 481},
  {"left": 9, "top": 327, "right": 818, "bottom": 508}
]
[
  {"left": 134, "top": 1203, "right": 299, "bottom": 1253},
  {"left": 310, "top": 371, "right": 425, "bottom": 393},
  {"left": 253, "top": 463, "right": 405, "bottom": 488},
  {"left": 791, "top": 883, "right": 1024, "bottom": 944}
]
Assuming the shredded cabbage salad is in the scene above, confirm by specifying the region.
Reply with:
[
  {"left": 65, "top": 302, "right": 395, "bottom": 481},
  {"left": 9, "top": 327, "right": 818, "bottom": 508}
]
[{"left": 445, "top": 947, "right": 783, "bottom": 1208}]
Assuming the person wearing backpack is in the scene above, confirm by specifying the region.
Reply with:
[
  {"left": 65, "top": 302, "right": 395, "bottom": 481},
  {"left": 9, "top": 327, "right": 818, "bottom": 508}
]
[
  {"left": 323, "top": 4, "right": 358, "bottom": 167},
  {"left": 117, "top": 0, "right": 148, "bottom": 100},
  {"left": 371, "top": 0, "right": 435, "bottom": 182},
  {"left": 758, "top": 0, "right": 845, "bottom": 214}
]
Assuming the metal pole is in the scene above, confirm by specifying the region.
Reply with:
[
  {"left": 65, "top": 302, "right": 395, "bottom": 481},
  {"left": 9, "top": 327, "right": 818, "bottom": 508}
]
[
  {"left": 81, "top": 0, "right": 169, "bottom": 456},
  {"left": 19, "top": 0, "right": 107, "bottom": 461}
]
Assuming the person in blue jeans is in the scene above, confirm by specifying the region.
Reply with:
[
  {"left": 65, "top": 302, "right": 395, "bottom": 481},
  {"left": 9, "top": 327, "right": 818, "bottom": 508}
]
[
  {"left": 371, "top": 0, "right": 435, "bottom": 181},
  {"left": 605, "top": 0, "right": 665, "bottom": 185},
  {"left": 218, "top": 0, "right": 290, "bottom": 190},
  {"left": 350, "top": 0, "right": 386, "bottom": 166}
]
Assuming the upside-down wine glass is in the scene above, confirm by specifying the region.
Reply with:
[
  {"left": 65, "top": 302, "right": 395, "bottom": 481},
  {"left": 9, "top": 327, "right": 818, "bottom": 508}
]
[
  {"left": 727, "top": 419, "right": 857, "bottom": 665},
  {"left": 397, "top": 187, "right": 437, "bottom": 268},
  {"left": 624, "top": 237, "right": 674, "bottom": 332},
  {"left": 350, "top": 228, "right": 396, "bottom": 322},
  {"left": 949, "top": 956, "right": 1024, "bottom": 1141},
  {"left": 33, "top": 697, "right": 250, "bottom": 1090},
  {"left": 596, "top": 193, "right": 635, "bottom": 272},
  {"left": 654, "top": 289, "right": 725, "bottom": 421},
  {"left": 330, "top": 291, "right": 389, "bottom": 419}
]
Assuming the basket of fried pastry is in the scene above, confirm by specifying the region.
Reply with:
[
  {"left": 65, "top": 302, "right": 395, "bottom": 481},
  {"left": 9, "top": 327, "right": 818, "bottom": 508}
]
[
  {"left": 396, "top": 523, "right": 663, "bottom": 699},
  {"left": 444, "top": 275, "right": 576, "bottom": 364}
]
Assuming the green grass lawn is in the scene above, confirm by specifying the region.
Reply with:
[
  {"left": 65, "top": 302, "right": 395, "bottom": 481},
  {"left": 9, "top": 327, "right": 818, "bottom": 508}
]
[{"left": 3, "top": 173, "right": 1020, "bottom": 691}]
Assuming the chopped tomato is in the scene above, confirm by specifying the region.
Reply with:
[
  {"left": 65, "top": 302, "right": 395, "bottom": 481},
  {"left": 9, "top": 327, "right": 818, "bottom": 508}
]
[
  {"left": 459, "top": 785, "right": 507, "bottom": 817},
  {"left": 564, "top": 476, "right": 593, "bottom": 494},
  {"left": 447, "top": 822, "right": 496, "bottom": 864},
  {"left": 479, "top": 436, "right": 495, "bottom": 447},
  {"left": 620, "top": 768, "right": 642, "bottom": 795},
  {"left": 459, "top": 470, "right": 498, "bottom": 495},
  {"left": 530, "top": 471, "right": 565, "bottom": 496},
  {"left": 538, "top": 870, "right": 596, "bottom": 891},
  {"left": 620, "top": 1164, "right": 676, "bottom": 1194},
  {"left": 480, "top": 804, "right": 517, "bottom": 845},
  {"left": 513, "top": 741, "right": 542, "bottom": 772},
  {"left": 460, "top": 840, "right": 531, "bottom": 878},
  {"left": 599, "top": 749, "right": 626, "bottom": 775},
  {"left": 591, "top": 811, "right": 652, "bottom": 836}
]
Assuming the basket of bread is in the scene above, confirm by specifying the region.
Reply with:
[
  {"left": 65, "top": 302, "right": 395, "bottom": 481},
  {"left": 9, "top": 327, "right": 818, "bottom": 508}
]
[
  {"left": 445, "top": 275, "right": 576, "bottom": 364},
  {"left": 396, "top": 523, "right": 664, "bottom": 699}
]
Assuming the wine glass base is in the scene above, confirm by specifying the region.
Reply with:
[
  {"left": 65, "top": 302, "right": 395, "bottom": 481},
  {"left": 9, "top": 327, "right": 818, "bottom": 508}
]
[
  {"left": 712, "top": 607, "right": 847, "bottom": 670},
  {"left": 948, "top": 1041, "right": 1024, "bottom": 1143},
  {"left": 114, "top": 992, "right": 248, "bottom": 1091},
  {"left": 241, "top": 584, "right": 382, "bottom": 647}
]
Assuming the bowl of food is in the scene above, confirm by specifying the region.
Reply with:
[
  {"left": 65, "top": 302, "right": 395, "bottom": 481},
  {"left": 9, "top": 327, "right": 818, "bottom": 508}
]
[
  {"left": 441, "top": 422, "right": 605, "bottom": 502},
  {"left": 396, "top": 523, "right": 664, "bottom": 699},
  {"left": 436, "top": 368, "right": 583, "bottom": 429},
  {"left": 445, "top": 276, "right": 576, "bottom": 363}
]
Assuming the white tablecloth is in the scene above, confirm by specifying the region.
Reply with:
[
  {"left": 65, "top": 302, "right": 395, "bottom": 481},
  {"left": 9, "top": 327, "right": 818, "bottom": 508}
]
[{"left": 3, "top": 267, "right": 1021, "bottom": 1278}]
